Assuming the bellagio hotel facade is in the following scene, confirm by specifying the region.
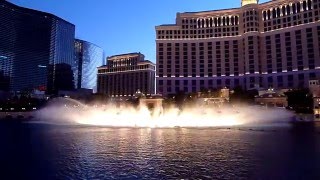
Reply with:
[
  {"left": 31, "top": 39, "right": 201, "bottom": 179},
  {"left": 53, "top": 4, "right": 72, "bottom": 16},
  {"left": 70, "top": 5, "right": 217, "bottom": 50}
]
[{"left": 156, "top": 0, "right": 320, "bottom": 96}]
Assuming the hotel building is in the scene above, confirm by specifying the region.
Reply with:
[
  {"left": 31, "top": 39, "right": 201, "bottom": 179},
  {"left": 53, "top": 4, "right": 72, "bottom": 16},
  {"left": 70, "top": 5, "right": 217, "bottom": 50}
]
[
  {"left": 0, "top": 0, "right": 76, "bottom": 94},
  {"left": 97, "top": 53, "right": 155, "bottom": 97},
  {"left": 156, "top": 0, "right": 320, "bottom": 96}
]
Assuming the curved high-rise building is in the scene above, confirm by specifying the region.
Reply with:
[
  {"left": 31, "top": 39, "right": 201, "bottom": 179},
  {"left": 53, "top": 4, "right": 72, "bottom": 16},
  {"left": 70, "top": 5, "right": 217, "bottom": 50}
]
[
  {"left": 156, "top": 0, "right": 320, "bottom": 96},
  {"left": 75, "top": 39, "right": 104, "bottom": 93},
  {"left": 0, "top": 0, "right": 76, "bottom": 93}
]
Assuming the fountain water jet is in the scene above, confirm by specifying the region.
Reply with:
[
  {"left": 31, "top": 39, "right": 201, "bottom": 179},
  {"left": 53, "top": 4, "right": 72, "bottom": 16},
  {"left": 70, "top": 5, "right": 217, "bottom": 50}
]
[{"left": 34, "top": 98, "right": 295, "bottom": 128}]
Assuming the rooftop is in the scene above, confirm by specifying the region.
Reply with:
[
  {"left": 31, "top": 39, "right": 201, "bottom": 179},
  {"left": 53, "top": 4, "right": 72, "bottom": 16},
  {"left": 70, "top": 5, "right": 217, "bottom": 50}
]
[
  {"left": 181, "top": 7, "right": 240, "bottom": 15},
  {"left": 107, "top": 52, "right": 143, "bottom": 59},
  {"left": 75, "top": 39, "right": 103, "bottom": 49},
  {"left": 1, "top": 0, "right": 74, "bottom": 26}
]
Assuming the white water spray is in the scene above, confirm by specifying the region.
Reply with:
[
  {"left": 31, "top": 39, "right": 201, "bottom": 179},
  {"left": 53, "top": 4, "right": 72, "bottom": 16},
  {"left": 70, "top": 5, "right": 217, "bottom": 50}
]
[{"left": 34, "top": 98, "right": 294, "bottom": 128}]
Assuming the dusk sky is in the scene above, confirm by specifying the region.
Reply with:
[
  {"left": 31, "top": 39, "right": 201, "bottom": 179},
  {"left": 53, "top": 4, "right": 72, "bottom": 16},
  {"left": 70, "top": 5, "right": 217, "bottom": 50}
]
[{"left": 10, "top": 0, "right": 269, "bottom": 63}]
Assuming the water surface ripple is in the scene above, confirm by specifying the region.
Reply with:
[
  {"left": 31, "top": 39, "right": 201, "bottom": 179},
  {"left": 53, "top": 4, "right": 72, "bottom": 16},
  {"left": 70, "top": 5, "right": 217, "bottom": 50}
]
[{"left": 0, "top": 123, "right": 320, "bottom": 179}]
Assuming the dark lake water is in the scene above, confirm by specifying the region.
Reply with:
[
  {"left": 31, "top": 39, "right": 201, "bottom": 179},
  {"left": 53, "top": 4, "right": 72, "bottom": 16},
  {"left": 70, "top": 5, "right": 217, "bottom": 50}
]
[{"left": 0, "top": 121, "right": 320, "bottom": 180}]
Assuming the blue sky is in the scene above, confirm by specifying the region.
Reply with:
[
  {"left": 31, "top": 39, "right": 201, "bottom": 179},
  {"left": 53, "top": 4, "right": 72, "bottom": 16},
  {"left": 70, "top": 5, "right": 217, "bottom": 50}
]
[{"left": 10, "top": 0, "right": 269, "bottom": 62}]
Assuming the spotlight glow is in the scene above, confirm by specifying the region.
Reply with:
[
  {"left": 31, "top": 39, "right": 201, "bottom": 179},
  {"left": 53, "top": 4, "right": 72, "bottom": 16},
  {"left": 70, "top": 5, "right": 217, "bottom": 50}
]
[
  {"left": 75, "top": 105, "right": 243, "bottom": 128},
  {"left": 35, "top": 98, "right": 294, "bottom": 128}
]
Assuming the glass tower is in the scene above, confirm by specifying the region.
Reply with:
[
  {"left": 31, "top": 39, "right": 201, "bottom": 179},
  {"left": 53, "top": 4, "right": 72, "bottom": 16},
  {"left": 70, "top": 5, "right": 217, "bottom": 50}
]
[
  {"left": 0, "top": 1, "right": 76, "bottom": 94},
  {"left": 75, "top": 39, "right": 104, "bottom": 93}
]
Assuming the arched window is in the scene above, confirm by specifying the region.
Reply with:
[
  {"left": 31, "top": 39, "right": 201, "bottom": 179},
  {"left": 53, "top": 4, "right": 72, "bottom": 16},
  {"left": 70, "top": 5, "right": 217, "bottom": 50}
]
[
  {"left": 282, "top": 6, "right": 286, "bottom": 15},
  {"left": 272, "top": 8, "right": 277, "bottom": 18},
  {"left": 277, "top": 7, "right": 281, "bottom": 17},
  {"left": 286, "top": 5, "right": 290, "bottom": 15},
  {"left": 292, "top": 4, "right": 296, "bottom": 13},
  {"left": 231, "top": 16, "right": 234, "bottom": 25},
  {"left": 226, "top": 17, "right": 230, "bottom": 25},
  {"left": 218, "top": 17, "right": 221, "bottom": 26},
  {"left": 267, "top": 10, "right": 271, "bottom": 19},
  {"left": 206, "top": 19, "right": 209, "bottom": 27},
  {"left": 222, "top": 17, "right": 226, "bottom": 26},
  {"left": 197, "top": 19, "right": 201, "bottom": 28},
  {"left": 297, "top": 2, "right": 301, "bottom": 13},
  {"left": 263, "top": 11, "right": 267, "bottom": 21},
  {"left": 307, "top": 0, "right": 312, "bottom": 10},
  {"left": 235, "top": 16, "right": 239, "bottom": 25},
  {"left": 202, "top": 19, "right": 205, "bottom": 28},
  {"left": 214, "top": 18, "right": 217, "bottom": 27},
  {"left": 303, "top": 1, "right": 307, "bottom": 11},
  {"left": 210, "top": 18, "right": 213, "bottom": 27}
]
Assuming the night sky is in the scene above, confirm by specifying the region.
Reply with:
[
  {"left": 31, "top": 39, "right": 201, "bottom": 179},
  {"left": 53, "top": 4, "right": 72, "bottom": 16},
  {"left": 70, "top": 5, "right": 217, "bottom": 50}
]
[{"left": 10, "top": 0, "right": 269, "bottom": 62}]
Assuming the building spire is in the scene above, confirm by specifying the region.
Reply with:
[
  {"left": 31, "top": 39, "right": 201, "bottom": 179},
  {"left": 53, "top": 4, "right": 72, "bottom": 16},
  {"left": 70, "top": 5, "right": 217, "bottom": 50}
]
[{"left": 241, "top": 0, "right": 258, "bottom": 6}]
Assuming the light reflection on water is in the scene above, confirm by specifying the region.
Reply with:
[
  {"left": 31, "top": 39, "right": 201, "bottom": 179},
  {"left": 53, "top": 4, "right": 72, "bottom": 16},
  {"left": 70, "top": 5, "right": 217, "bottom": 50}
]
[
  {"left": 6, "top": 124, "right": 316, "bottom": 180},
  {"left": 50, "top": 127, "right": 256, "bottom": 179}
]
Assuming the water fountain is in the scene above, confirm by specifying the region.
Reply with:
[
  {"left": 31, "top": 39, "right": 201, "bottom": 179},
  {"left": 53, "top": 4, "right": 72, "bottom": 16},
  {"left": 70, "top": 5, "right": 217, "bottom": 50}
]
[{"left": 33, "top": 97, "right": 295, "bottom": 128}]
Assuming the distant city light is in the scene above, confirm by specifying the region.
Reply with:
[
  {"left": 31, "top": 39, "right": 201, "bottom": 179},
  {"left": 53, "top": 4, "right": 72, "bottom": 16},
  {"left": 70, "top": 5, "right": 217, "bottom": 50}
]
[
  {"left": 38, "top": 65, "right": 47, "bottom": 68},
  {"left": 0, "top": 55, "right": 8, "bottom": 60}
]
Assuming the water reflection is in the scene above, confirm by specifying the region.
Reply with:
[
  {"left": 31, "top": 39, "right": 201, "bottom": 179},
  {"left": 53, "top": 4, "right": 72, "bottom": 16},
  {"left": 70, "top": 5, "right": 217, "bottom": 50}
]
[
  {"left": 1, "top": 123, "right": 320, "bottom": 179},
  {"left": 43, "top": 127, "right": 274, "bottom": 179}
]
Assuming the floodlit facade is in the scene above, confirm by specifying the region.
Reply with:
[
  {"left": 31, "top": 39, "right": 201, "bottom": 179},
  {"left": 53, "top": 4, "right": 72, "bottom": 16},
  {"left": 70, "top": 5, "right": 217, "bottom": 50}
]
[
  {"left": 156, "top": 0, "right": 320, "bottom": 96},
  {"left": 97, "top": 53, "right": 156, "bottom": 97},
  {"left": 75, "top": 39, "right": 104, "bottom": 92},
  {"left": 0, "top": 1, "right": 76, "bottom": 93}
]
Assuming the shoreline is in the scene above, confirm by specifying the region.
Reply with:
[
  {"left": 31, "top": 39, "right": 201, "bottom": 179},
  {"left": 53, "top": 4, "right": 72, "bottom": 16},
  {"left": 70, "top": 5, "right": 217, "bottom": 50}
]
[{"left": 0, "top": 111, "right": 35, "bottom": 120}]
